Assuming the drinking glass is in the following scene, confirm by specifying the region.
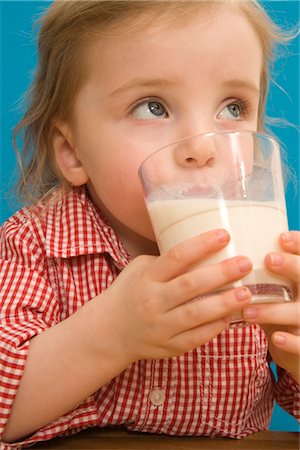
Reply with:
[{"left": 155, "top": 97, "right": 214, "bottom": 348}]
[{"left": 139, "top": 131, "right": 294, "bottom": 323}]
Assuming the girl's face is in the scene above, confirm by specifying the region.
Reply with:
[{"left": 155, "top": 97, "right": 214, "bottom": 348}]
[{"left": 55, "top": 7, "right": 262, "bottom": 256}]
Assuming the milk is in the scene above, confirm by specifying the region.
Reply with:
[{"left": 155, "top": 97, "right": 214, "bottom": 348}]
[{"left": 147, "top": 198, "right": 292, "bottom": 303}]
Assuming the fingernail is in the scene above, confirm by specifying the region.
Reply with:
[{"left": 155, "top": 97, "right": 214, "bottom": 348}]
[
  {"left": 269, "top": 252, "right": 283, "bottom": 266},
  {"left": 215, "top": 229, "right": 229, "bottom": 243},
  {"left": 281, "top": 232, "right": 292, "bottom": 243},
  {"left": 243, "top": 307, "right": 258, "bottom": 319},
  {"left": 273, "top": 334, "right": 286, "bottom": 345},
  {"left": 237, "top": 257, "right": 252, "bottom": 273},
  {"left": 235, "top": 287, "right": 251, "bottom": 302}
]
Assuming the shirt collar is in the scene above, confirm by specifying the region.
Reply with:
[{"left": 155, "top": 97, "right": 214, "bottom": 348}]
[{"left": 44, "top": 187, "right": 131, "bottom": 268}]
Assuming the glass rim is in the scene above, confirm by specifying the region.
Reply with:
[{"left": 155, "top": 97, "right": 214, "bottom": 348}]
[{"left": 138, "top": 129, "right": 279, "bottom": 177}]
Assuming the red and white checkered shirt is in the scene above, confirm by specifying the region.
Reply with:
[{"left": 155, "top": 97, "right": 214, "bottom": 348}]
[{"left": 0, "top": 187, "right": 299, "bottom": 449}]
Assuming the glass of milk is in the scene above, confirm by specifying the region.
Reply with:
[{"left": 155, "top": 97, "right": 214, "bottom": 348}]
[{"left": 139, "top": 131, "right": 294, "bottom": 322}]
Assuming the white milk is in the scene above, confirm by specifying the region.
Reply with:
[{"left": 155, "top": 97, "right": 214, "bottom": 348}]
[{"left": 147, "top": 198, "right": 292, "bottom": 303}]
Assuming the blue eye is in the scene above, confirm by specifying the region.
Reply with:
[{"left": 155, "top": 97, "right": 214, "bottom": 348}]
[
  {"left": 132, "top": 100, "right": 168, "bottom": 119},
  {"left": 218, "top": 103, "right": 242, "bottom": 120}
]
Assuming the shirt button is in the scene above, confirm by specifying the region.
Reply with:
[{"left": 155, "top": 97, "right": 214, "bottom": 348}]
[{"left": 150, "top": 387, "right": 166, "bottom": 406}]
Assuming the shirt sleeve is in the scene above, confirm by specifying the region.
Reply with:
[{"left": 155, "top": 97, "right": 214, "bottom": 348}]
[
  {"left": 275, "top": 366, "right": 300, "bottom": 422},
  {"left": 0, "top": 216, "right": 60, "bottom": 448}
]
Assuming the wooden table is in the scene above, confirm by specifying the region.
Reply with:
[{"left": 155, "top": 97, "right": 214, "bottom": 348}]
[{"left": 33, "top": 427, "right": 299, "bottom": 450}]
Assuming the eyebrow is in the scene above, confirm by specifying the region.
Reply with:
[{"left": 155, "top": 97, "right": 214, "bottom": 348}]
[
  {"left": 223, "top": 79, "right": 260, "bottom": 95},
  {"left": 108, "top": 78, "right": 176, "bottom": 97},
  {"left": 108, "top": 77, "right": 260, "bottom": 98}
]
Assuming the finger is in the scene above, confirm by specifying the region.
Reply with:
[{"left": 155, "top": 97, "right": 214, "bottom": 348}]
[
  {"left": 272, "top": 332, "right": 300, "bottom": 357},
  {"left": 243, "top": 301, "right": 300, "bottom": 326},
  {"left": 166, "top": 287, "right": 251, "bottom": 331},
  {"left": 169, "top": 318, "right": 229, "bottom": 354},
  {"left": 279, "top": 231, "right": 300, "bottom": 255},
  {"left": 265, "top": 251, "right": 300, "bottom": 283},
  {"left": 150, "top": 229, "right": 230, "bottom": 281},
  {"left": 164, "top": 255, "right": 252, "bottom": 308}
]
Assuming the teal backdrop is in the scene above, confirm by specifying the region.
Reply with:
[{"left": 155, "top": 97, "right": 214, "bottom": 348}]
[{"left": 0, "top": 0, "right": 299, "bottom": 432}]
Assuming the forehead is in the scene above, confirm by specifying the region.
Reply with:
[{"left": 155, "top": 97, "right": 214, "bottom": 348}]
[{"left": 77, "top": 4, "right": 263, "bottom": 101}]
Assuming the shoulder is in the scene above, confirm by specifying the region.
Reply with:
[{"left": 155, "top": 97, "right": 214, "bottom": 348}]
[
  {"left": 0, "top": 187, "right": 71, "bottom": 247},
  {"left": 1, "top": 201, "right": 47, "bottom": 242},
  {"left": 0, "top": 187, "right": 71, "bottom": 263},
  {"left": 0, "top": 201, "right": 49, "bottom": 268}
]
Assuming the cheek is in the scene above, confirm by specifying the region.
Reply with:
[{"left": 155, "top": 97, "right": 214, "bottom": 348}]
[
  {"left": 106, "top": 156, "right": 141, "bottom": 193},
  {"left": 99, "top": 175, "right": 155, "bottom": 240},
  {"left": 76, "top": 136, "right": 156, "bottom": 238},
  {"left": 89, "top": 152, "right": 146, "bottom": 213}
]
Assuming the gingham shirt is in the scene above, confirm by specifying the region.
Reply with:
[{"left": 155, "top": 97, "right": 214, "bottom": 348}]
[{"left": 0, "top": 187, "right": 299, "bottom": 449}]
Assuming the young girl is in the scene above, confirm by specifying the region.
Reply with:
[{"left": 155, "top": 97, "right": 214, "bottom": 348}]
[{"left": 1, "top": 1, "right": 299, "bottom": 448}]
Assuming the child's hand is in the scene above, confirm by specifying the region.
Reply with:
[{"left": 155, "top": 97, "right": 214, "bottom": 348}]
[
  {"left": 243, "top": 231, "right": 300, "bottom": 383},
  {"left": 104, "top": 229, "right": 252, "bottom": 364}
]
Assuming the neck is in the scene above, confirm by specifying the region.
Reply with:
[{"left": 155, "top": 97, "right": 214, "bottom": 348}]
[{"left": 118, "top": 228, "right": 159, "bottom": 258}]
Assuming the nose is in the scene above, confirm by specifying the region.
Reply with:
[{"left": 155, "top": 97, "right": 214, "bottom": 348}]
[{"left": 174, "top": 135, "right": 217, "bottom": 168}]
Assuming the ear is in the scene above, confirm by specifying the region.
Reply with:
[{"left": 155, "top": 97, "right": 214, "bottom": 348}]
[{"left": 52, "top": 124, "right": 89, "bottom": 186}]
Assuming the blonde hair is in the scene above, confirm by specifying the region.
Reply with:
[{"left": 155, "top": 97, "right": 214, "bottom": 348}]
[{"left": 14, "top": 0, "right": 292, "bottom": 203}]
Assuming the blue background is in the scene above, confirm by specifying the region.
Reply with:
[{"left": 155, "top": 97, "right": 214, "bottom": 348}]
[{"left": 0, "top": 0, "right": 299, "bottom": 432}]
